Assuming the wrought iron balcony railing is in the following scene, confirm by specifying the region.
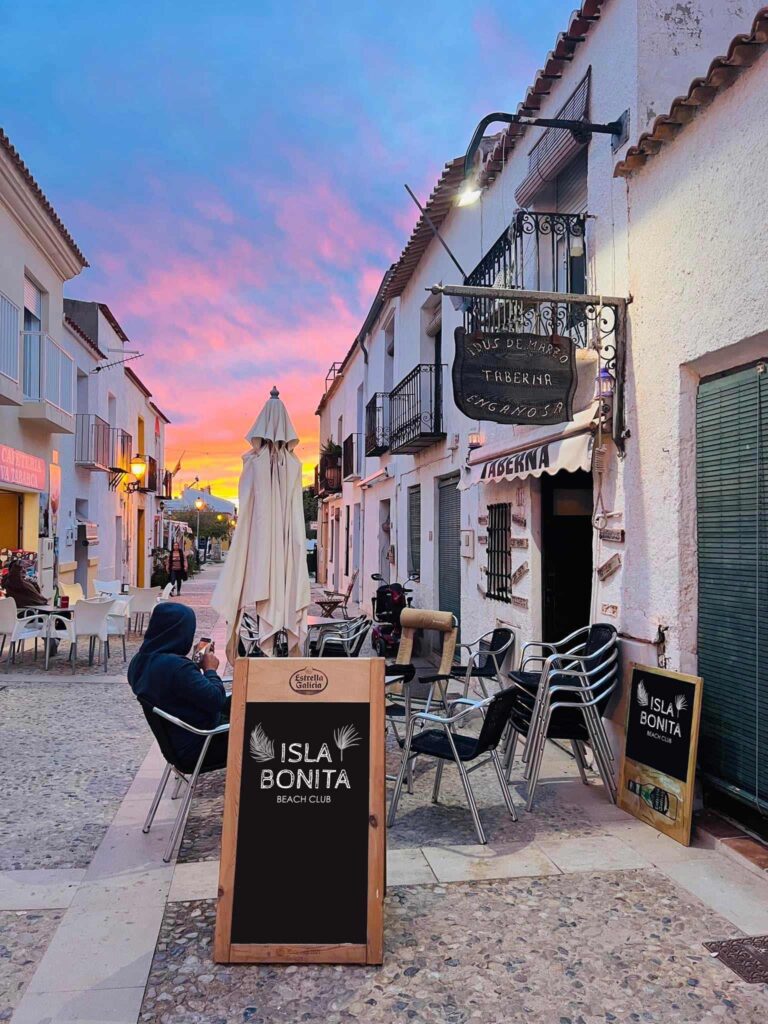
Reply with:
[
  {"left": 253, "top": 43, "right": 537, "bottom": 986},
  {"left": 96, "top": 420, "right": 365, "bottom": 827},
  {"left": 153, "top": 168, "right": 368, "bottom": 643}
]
[
  {"left": 108, "top": 428, "right": 133, "bottom": 490},
  {"left": 159, "top": 469, "right": 174, "bottom": 499},
  {"left": 342, "top": 433, "right": 362, "bottom": 481},
  {"left": 463, "top": 210, "right": 587, "bottom": 338},
  {"left": 75, "top": 413, "right": 111, "bottom": 470},
  {"left": 389, "top": 364, "right": 445, "bottom": 455},
  {"left": 365, "top": 392, "right": 389, "bottom": 456},
  {"left": 324, "top": 362, "right": 344, "bottom": 392},
  {"left": 317, "top": 452, "right": 342, "bottom": 496}
]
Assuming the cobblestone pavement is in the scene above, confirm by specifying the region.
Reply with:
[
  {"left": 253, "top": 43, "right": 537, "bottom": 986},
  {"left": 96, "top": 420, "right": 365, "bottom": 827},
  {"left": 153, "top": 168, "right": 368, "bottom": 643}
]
[
  {"left": 0, "top": 910, "right": 63, "bottom": 1021},
  {"left": 140, "top": 871, "right": 767, "bottom": 1024}
]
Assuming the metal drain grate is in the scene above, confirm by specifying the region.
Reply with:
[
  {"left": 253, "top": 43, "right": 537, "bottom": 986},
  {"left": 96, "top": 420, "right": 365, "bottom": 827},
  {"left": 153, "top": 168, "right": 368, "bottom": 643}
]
[{"left": 705, "top": 936, "right": 768, "bottom": 983}]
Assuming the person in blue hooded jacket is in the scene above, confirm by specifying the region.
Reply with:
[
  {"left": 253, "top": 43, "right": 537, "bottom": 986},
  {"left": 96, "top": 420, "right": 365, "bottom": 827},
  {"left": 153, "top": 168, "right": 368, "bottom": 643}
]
[{"left": 128, "top": 602, "right": 229, "bottom": 771}]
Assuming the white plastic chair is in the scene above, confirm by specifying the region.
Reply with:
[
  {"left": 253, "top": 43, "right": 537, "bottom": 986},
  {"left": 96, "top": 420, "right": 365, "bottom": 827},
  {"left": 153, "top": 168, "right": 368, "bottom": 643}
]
[
  {"left": 2, "top": 600, "right": 48, "bottom": 664},
  {"left": 46, "top": 613, "right": 75, "bottom": 671},
  {"left": 71, "top": 599, "right": 117, "bottom": 672},
  {"left": 128, "top": 587, "right": 162, "bottom": 633},
  {"left": 0, "top": 598, "right": 18, "bottom": 660},
  {"left": 106, "top": 596, "right": 132, "bottom": 662},
  {"left": 94, "top": 578, "right": 122, "bottom": 598},
  {"left": 159, "top": 582, "right": 174, "bottom": 600}
]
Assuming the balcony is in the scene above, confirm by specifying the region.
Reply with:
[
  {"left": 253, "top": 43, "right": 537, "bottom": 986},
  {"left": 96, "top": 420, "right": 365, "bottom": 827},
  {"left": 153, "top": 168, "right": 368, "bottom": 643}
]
[
  {"left": 324, "top": 362, "right": 343, "bottom": 392},
  {"left": 342, "top": 433, "right": 362, "bottom": 481},
  {"left": 138, "top": 454, "right": 158, "bottom": 493},
  {"left": 364, "top": 392, "right": 389, "bottom": 456},
  {"left": 75, "top": 413, "right": 111, "bottom": 470},
  {"left": 464, "top": 211, "right": 587, "bottom": 339},
  {"left": 389, "top": 364, "right": 445, "bottom": 455},
  {"left": 317, "top": 452, "right": 342, "bottom": 497},
  {"left": 19, "top": 332, "right": 74, "bottom": 432},
  {"left": 158, "top": 469, "right": 174, "bottom": 499}
]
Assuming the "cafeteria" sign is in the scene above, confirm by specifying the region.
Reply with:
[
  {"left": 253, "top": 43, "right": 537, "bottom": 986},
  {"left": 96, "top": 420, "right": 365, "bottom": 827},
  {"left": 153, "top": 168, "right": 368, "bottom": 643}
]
[{"left": 0, "top": 445, "right": 46, "bottom": 491}]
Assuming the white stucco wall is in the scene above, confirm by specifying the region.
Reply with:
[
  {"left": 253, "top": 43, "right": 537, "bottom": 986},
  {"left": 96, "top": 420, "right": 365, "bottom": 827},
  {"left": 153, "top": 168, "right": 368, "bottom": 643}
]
[{"left": 623, "top": 47, "right": 768, "bottom": 674}]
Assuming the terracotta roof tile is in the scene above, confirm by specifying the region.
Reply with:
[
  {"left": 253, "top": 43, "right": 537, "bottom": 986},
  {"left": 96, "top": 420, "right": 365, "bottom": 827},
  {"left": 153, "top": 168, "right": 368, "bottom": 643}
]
[
  {"left": 0, "top": 127, "right": 88, "bottom": 267},
  {"left": 615, "top": 7, "right": 768, "bottom": 177}
]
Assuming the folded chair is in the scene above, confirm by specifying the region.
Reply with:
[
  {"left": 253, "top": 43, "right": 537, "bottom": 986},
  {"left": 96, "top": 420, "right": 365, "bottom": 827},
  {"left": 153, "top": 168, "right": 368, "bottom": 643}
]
[
  {"left": 450, "top": 627, "right": 515, "bottom": 698},
  {"left": 385, "top": 607, "right": 459, "bottom": 743},
  {"left": 323, "top": 568, "right": 359, "bottom": 619},
  {"left": 505, "top": 623, "right": 619, "bottom": 809},
  {"left": 139, "top": 699, "right": 229, "bottom": 863},
  {"left": 388, "top": 687, "right": 519, "bottom": 844}
]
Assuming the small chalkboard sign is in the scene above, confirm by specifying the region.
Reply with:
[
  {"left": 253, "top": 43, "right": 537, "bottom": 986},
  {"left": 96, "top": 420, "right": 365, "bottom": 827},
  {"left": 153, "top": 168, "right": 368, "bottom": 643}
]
[
  {"left": 214, "top": 657, "right": 385, "bottom": 964},
  {"left": 618, "top": 664, "right": 703, "bottom": 845},
  {"left": 452, "top": 327, "right": 576, "bottom": 425}
]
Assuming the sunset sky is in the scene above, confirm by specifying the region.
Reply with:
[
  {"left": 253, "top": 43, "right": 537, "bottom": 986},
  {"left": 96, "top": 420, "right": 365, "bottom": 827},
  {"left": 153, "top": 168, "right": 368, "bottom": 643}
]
[{"left": 2, "top": 0, "right": 575, "bottom": 500}]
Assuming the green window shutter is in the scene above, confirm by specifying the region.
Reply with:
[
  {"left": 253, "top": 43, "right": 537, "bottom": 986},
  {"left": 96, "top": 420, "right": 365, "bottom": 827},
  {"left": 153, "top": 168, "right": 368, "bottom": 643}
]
[{"left": 696, "top": 363, "right": 767, "bottom": 813}]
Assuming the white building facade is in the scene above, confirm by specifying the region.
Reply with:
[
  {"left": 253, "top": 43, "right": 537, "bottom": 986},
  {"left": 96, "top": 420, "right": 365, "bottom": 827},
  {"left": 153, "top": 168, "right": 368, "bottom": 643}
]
[
  {"left": 0, "top": 131, "right": 170, "bottom": 598},
  {"left": 316, "top": 1, "right": 767, "bottom": 817}
]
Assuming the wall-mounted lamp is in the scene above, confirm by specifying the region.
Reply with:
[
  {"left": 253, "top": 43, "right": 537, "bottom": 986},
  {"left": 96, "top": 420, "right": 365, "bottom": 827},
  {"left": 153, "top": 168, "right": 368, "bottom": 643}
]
[
  {"left": 570, "top": 233, "right": 585, "bottom": 258},
  {"left": 125, "top": 455, "right": 147, "bottom": 493},
  {"left": 467, "top": 431, "right": 485, "bottom": 450}
]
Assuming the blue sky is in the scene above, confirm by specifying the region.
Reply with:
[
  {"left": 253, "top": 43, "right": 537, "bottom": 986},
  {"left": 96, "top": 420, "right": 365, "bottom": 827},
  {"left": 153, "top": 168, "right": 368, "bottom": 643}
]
[{"left": 1, "top": 0, "right": 577, "bottom": 492}]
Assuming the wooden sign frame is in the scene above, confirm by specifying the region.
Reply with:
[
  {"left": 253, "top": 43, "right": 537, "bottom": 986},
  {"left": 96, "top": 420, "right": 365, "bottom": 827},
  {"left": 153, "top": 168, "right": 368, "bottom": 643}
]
[
  {"left": 618, "top": 663, "right": 703, "bottom": 846},
  {"left": 214, "top": 657, "right": 385, "bottom": 964}
]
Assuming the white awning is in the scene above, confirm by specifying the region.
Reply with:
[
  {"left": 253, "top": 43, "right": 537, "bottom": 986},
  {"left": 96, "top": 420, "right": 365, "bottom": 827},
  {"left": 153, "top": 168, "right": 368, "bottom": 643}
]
[{"left": 459, "top": 405, "right": 598, "bottom": 491}]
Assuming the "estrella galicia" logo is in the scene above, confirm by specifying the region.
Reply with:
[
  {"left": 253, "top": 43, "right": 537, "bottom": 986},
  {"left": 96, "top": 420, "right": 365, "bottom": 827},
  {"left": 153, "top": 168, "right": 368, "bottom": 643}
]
[{"left": 289, "top": 667, "right": 328, "bottom": 694}]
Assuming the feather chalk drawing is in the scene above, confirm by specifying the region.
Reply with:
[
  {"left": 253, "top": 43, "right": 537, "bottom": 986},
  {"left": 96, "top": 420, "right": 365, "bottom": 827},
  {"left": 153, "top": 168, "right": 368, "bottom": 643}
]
[
  {"left": 636, "top": 680, "right": 649, "bottom": 707},
  {"left": 334, "top": 724, "right": 361, "bottom": 762},
  {"left": 249, "top": 723, "right": 274, "bottom": 762}
]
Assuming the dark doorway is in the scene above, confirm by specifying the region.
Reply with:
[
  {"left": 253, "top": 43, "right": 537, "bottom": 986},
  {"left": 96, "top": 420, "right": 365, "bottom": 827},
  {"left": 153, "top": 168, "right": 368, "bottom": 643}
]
[
  {"left": 438, "top": 475, "right": 461, "bottom": 629},
  {"left": 541, "top": 470, "right": 593, "bottom": 642}
]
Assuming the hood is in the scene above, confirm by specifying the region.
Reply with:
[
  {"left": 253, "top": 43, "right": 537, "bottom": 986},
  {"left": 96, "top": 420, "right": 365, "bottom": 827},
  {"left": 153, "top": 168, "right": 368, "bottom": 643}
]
[{"left": 128, "top": 602, "right": 196, "bottom": 692}]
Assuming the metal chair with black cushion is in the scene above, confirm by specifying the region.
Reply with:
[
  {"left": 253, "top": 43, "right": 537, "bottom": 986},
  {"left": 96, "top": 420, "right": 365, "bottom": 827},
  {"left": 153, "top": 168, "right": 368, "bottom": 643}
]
[
  {"left": 387, "top": 686, "right": 519, "bottom": 844},
  {"left": 450, "top": 627, "right": 515, "bottom": 698},
  {"left": 504, "top": 623, "right": 619, "bottom": 809},
  {"left": 139, "top": 699, "right": 229, "bottom": 863}
]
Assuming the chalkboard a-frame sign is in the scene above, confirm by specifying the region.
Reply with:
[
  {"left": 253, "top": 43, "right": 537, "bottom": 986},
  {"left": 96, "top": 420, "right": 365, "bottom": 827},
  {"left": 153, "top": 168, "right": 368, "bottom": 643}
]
[
  {"left": 214, "top": 657, "right": 385, "bottom": 964},
  {"left": 618, "top": 664, "right": 703, "bottom": 846}
]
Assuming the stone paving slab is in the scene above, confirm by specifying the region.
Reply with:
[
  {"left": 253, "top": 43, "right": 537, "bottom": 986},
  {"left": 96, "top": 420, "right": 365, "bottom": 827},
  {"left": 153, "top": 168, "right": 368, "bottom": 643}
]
[
  {"left": 0, "top": 910, "right": 63, "bottom": 1022},
  {"left": 138, "top": 870, "right": 768, "bottom": 1024},
  {"left": 0, "top": 870, "right": 84, "bottom": 912}
]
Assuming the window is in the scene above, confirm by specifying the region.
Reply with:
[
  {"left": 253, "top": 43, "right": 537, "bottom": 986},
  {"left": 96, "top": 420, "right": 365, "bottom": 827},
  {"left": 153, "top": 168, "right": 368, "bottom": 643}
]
[
  {"left": 407, "top": 485, "right": 421, "bottom": 577},
  {"left": 24, "top": 278, "right": 42, "bottom": 333},
  {"left": 344, "top": 505, "right": 350, "bottom": 576},
  {"left": 486, "top": 503, "right": 511, "bottom": 602}
]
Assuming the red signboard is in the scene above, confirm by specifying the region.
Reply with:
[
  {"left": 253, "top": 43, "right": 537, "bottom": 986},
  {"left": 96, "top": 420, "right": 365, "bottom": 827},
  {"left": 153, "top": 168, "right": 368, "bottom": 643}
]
[{"left": 0, "top": 445, "right": 46, "bottom": 491}]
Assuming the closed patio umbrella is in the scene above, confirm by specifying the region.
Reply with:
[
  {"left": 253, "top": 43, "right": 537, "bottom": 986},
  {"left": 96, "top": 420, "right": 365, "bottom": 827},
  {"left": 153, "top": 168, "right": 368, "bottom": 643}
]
[{"left": 211, "top": 387, "right": 311, "bottom": 659}]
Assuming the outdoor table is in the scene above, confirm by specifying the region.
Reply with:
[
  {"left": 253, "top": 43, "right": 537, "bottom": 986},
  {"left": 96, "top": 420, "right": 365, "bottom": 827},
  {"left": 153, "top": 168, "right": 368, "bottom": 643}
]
[
  {"left": 315, "top": 597, "right": 343, "bottom": 618},
  {"left": 304, "top": 614, "right": 341, "bottom": 655}
]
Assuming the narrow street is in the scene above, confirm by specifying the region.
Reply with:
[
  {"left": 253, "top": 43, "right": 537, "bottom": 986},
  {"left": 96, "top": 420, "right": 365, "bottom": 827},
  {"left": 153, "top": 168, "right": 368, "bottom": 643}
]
[{"left": 2, "top": 561, "right": 767, "bottom": 1021}]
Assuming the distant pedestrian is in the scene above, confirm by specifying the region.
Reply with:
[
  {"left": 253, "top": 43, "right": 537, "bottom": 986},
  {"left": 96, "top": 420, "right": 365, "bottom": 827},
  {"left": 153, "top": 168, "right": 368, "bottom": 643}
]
[{"left": 168, "top": 541, "right": 188, "bottom": 595}]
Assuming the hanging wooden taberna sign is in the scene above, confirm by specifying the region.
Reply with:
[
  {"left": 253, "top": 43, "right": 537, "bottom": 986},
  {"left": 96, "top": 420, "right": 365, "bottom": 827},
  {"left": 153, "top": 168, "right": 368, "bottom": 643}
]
[{"left": 452, "top": 328, "right": 577, "bottom": 425}]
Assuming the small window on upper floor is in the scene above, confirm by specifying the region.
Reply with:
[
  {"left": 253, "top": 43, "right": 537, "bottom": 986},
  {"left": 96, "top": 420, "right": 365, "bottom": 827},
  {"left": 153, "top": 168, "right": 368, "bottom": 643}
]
[{"left": 23, "top": 277, "right": 43, "bottom": 333}]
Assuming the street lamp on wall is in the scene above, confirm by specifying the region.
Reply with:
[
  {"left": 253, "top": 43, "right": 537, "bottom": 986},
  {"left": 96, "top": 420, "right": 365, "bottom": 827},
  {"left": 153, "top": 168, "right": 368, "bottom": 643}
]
[
  {"left": 125, "top": 455, "right": 147, "bottom": 493},
  {"left": 459, "top": 109, "right": 629, "bottom": 207}
]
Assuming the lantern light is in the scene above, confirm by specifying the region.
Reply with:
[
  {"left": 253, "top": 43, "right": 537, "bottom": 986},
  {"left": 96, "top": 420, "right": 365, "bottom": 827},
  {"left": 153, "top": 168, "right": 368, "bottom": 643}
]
[{"left": 130, "top": 455, "right": 147, "bottom": 480}]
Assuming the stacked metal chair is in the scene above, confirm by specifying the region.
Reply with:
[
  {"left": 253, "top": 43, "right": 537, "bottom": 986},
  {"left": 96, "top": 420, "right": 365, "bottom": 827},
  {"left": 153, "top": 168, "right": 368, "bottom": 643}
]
[{"left": 504, "top": 623, "right": 619, "bottom": 810}]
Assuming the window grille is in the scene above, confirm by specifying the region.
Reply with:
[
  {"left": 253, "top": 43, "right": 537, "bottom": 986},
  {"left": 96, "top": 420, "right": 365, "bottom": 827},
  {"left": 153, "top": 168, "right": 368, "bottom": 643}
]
[
  {"left": 407, "top": 485, "right": 421, "bottom": 576},
  {"left": 486, "top": 503, "right": 511, "bottom": 603}
]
